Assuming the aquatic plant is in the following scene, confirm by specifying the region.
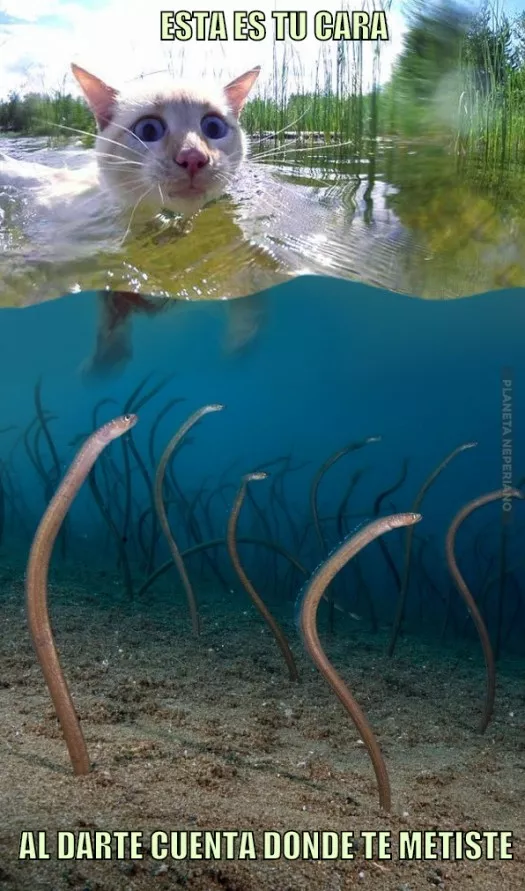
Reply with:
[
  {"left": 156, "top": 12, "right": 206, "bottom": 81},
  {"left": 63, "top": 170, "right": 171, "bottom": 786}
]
[
  {"left": 298, "top": 512, "right": 422, "bottom": 812},
  {"left": 227, "top": 472, "right": 299, "bottom": 682},
  {"left": 181, "top": 478, "right": 231, "bottom": 593},
  {"left": 336, "top": 468, "right": 366, "bottom": 541},
  {"left": 25, "top": 413, "right": 137, "bottom": 776},
  {"left": 372, "top": 459, "right": 410, "bottom": 594},
  {"left": 24, "top": 383, "right": 68, "bottom": 557},
  {"left": 137, "top": 536, "right": 307, "bottom": 599},
  {"left": 86, "top": 398, "right": 135, "bottom": 599},
  {"left": 310, "top": 437, "right": 382, "bottom": 554},
  {"left": 24, "top": 415, "right": 55, "bottom": 497},
  {"left": 0, "top": 460, "right": 4, "bottom": 546},
  {"left": 445, "top": 486, "right": 523, "bottom": 732},
  {"left": 249, "top": 455, "right": 289, "bottom": 590},
  {"left": 88, "top": 461, "right": 134, "bottom": 599},
  {"left": 310, "top": 436, "right": 381, "bottom": 631},
  {"left": 154, "top": 404, "right": 225, "bottom": 635},
  {"left": 0, "top": 430, "right": 17, "bottom": 546},
  {"left": 495, "top": 518, "right": 508, "bottom": 662},
  {"left": 0, "top": 435, "right": 32, "bottom": 540},
  {"left": 121, "top": 375, "right": 172, "bottom": 561},
  {"left": 148, "top": 394, "right": 220, "bottom": 585},
  {"left": 270, "top": 458, "right": 305, "bottom": 551},
  {"left": 389, "top": 441, "right": 478, "bottom": 657},
  {"left": 476, "top": 545, "right": 525, "bottom": 659},
  {"left": 34, "top": 379, "right": 61, "bottom": 492}
]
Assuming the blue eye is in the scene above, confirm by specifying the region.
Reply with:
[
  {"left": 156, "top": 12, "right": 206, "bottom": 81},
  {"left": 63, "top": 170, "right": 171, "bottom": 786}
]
[
  {"left": 132, "top": 117, "right": 166, "bottom": 143},
  {"left": 201, "top": 115, "right": 229, "bottom": 140}
]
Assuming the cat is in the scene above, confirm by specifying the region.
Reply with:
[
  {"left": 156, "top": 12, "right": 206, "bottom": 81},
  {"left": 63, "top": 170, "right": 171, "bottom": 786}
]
[
  {"left": 81, "top": 291, "right": 173, "bottom": 378},
  {"left": 0, "top": 65, "right": 260, "bottom": 222},
  {"left": 70, "top": 62, "right": 260, "bottom": 218},
  {"left": 0, "top": 63, "right": 261, "bottom": 376},
  {"left": 75, "top": 62, "right": 263, "bottom": 375}
]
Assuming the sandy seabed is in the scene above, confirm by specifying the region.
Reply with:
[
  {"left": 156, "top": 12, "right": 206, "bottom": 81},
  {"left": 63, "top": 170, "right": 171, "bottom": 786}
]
[{"left": 0, "top": 561, "right": 524, "bottom": 891}]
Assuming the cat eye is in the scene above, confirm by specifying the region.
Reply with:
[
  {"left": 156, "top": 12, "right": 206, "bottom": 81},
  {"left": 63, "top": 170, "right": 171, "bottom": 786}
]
[
  {"left": 132, "top": 117, "right": 166, "bottom": 143},
  {"left": 201, "top": 115, "right": 229, "bottom": 140}
]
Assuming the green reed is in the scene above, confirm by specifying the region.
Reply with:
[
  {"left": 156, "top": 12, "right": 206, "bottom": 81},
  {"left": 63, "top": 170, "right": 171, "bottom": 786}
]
[
  {"left": 240, "top": 36, "right": 377, "bottom": 147},
  {"left": 1, "top": 0, "right": 524, "bottom": 171},
  {"left": 0, "top": 86, "right": 93, "bottom": 139},
  {"left": 242, "top": 0, "right": 525, "bottom": 174},
  {"left": 385, "top": 1, "right": 525, "bottom": 167}
]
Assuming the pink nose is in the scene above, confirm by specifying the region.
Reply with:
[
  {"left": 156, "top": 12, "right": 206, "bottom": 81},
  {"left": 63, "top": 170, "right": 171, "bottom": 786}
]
[{"left": 175, "top": 148, "right": 209, "bottom": 176}]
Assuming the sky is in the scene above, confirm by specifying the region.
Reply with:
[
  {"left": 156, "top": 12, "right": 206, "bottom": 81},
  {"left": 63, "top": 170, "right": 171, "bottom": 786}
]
[
  {"left": 0, "top": 0, "right": 522, "bottom": 102},
  {"left": 0, "top": 0, "right": 408, "bottom": 100}
]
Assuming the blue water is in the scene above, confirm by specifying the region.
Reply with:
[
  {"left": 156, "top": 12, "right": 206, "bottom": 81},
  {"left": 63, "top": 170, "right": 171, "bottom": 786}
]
[
  {"left": 1, "top": 276, "right": 524, "bottom": 890},
  {"left": 1, "top": 277, "right": 523, "bottom": 654}
]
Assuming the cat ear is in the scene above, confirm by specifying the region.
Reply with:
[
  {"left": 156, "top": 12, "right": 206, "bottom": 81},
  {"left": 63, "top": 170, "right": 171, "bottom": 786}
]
[
  {"left": 223, "top": 67, "right": 260, "bottom": 117},
  {"left": 71, "top": 63, "right": 119, "bottom": 130}
]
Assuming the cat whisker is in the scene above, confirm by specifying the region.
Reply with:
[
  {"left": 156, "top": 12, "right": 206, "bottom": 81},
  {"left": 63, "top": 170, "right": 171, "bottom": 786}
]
[
  {"left": 97, "top": 164, "right": 144, "bottom": 173},
  {"left": 238, "top": 186, "right": 291, "bottom": 218},
  {"left": 248, "top": 130, "right": 315, "bottom": 162},
  {"left": 247, "top": 105, "right": 313, "bottom": 155},
  {"left": 100, "top": 170, "right": 146, "bottom": 187},
  {"left": 213, "top": 173, "right": 244, "bottom": 199},
  {"left": 247, "top": 163, "right": 349, "bottom": 200},
  {"left": 243, "top": 162, "right": 330, "bottom": 216},
  {"left": 212, "top": 170, "right": 235, "bottom": 188},
  {"left": 108, "top": 121, "right": 151, "bottom": 154},
  {"left": 99, "top": 174, "right": 156, "bottom": 209},
  {"left": 97, "top": 166, "right": 146, "bottom": 179},
  {"left": 212, "top": 167, "right": 303, "bottom": 219},
  {"left": 212, "top": 170, "right": 288, "bottom": 219},
  {"left": 255, "top": 132, "right": 351, "bottom": 159},
  {"left": 110, "top": 180, "right": 146, "bottom": 195},
  {"left": 250, "top": 141, "right": 311, "bottom": 162},
  {"left": 249, "top": 139, "right": 305, "bottom": 163},
  {"left": 119, "top": 184, "right": 155, "bottom": 246},
  {"left": 95, "top": 153, "right": 145, "bottom": 168},
  {"left": 253, "top": 136, "right": 355, "bottom": 163},
  {"left": 45, "top": 121, "right": 147, "bottom": 162},
  {"left": 261, "top": 162, "right": 343, "bottom": 193}
]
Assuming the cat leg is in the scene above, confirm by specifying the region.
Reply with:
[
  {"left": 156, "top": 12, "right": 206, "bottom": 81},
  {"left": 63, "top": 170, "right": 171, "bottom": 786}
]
[
  {"left": 80, "top": 291, "right": 176, "bottom": 379},
  {"left": 223, "top": 293, "right": 266, "bottom": 355},
  {"left": 79, "top": 291, "right": 134, "bottom": 379}
]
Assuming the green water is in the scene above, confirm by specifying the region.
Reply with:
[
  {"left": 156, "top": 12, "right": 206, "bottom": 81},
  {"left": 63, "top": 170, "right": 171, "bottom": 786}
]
[{"left": 1, "top": 134, "right": 525, "bottom": 305}]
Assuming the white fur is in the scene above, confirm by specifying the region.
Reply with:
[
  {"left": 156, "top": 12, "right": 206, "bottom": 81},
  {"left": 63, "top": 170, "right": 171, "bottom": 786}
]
[
  {"left": 94, "top": 78, "right": 247, "bottom": 216},
  {"left": 0, "top": 75, "right": 251, "bottom": 264}
]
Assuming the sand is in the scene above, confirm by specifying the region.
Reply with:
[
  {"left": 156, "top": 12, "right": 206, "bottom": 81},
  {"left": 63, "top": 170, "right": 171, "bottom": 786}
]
[{"left": 0, "top": 561, "right": 524, "bottom": 891}]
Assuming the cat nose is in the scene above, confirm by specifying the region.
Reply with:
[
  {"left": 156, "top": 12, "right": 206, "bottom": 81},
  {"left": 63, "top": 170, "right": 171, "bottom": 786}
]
[{"left": 175, "top": 148, "right": 209, "bottom": 176}]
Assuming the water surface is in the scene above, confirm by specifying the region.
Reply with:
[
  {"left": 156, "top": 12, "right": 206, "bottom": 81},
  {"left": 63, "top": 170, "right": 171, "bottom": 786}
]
[{"left": 1, "top": 135, "right": 524, "bottom": 306}]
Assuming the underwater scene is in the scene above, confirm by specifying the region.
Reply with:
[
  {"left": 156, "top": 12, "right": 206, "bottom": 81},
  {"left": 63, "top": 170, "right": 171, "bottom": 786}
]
[
  {"left": 0, "top": 276, "right": 524, "bottom": 890},
  {"left": 3, "top": 0, "right": 525, "bottom": 887}
]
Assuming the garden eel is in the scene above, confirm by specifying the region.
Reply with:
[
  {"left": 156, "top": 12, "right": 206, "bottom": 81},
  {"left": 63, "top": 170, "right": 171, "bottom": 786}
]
[
  {"left": 299, "top": 512, "right": 422, "bottom": 812},
  {"left": 26, "top": 413, "right": 138, "bottom": 776},
  {"left": 445, "top": 486, "right": 523, "bottom": 733},
  {"left": 227, "top": 472, "right": 300, "bottom": 682},
  {"left": 388, "top": 441, "right": 478, "bottom": 657},
  {"left": 154, "top": 404, "right": 224, "bottom": 636}
]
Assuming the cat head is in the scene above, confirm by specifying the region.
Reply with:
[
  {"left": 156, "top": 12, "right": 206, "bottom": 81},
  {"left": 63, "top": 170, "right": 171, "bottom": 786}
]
[{"left": 71, "top": 63, "right": 260, "bottom": 217}]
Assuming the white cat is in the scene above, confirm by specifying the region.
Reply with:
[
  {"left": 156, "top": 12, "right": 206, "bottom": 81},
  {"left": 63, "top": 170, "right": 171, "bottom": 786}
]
[
  {"left": 70, "top": 62, "right": 260, "bottom": 218},
  {"left": 0, "top": 63, "right": 260, "bottom": 233},
  {"left": 0, "top": 64, "right": 262, "bottom": 376},
  {"left": 70, "top": 63, "right": 262, "bottom": 376}
]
